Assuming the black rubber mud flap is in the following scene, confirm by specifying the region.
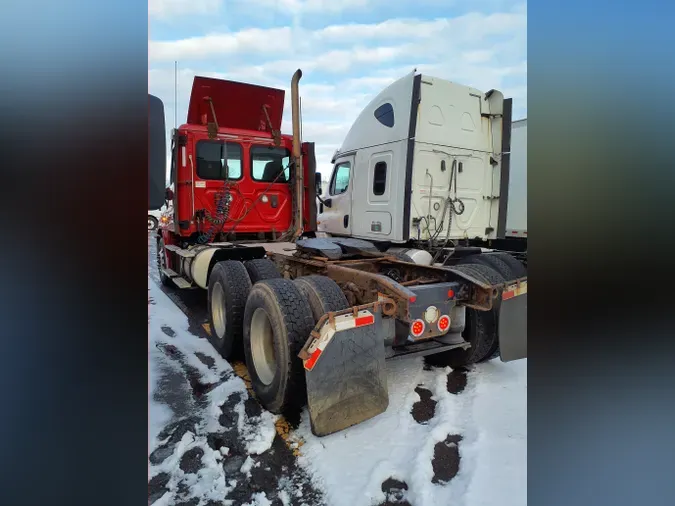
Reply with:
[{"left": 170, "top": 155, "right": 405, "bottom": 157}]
[
  {"left": 303, "top": 309, "right": 390, "bottom": 437},
  {"left": 498, "top": 280, "right": 527, "bottom": 362}
]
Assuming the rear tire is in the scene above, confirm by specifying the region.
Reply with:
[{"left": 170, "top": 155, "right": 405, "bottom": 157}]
[
  {"left": 243, "top": 279, "right": 315, "bottom": 415},
  {"left": 482, "top": 252, "right": 527, "bottom": 279},
  {"left": 207, "top": 261, "right": 252, "bottom": 359},
  {"left": 425, "top": 261, "right": 505, "bottom": 368},
  {"left": 244, "top": 258, "right": 282, "bottom": 284},
  {"left": 293, "top": 275, "right": 349, "bottom": 323}
]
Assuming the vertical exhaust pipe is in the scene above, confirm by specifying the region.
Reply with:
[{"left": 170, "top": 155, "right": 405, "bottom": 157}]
[{"left": 290, "top": 69, "right": 303, "bottom": 239}]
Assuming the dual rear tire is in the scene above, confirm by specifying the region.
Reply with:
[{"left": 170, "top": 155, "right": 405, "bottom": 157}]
[
  {"left": 242, "top": 275, "right": 348, "bottom": 416},
  {"left": 207, "top": 257, "right": 345, "bottom": 417},
  {"left": 426, "top": 252, "right": 526, "bottom": 368}
]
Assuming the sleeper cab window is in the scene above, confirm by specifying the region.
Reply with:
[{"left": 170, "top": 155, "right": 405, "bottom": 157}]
[
  {"left": 373, "top": 103, "right": 394, "bottom": 128},
  {"left": 373, "top": 161, "right": 387, "bottom": 195},
  {"left": 196, "top": 140, "right": 242, "bottom": 180}
]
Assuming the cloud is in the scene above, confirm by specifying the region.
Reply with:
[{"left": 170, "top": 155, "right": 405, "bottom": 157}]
[
  {"left": 242, "top": 0, "right": 372, "bottom": 14},
  {"left": 148, "top": 0, "right": 376, "bottom": 19},
  {"left": 149, "top": 5, "right": 527, "bottom": 174},
  {"left": 149, "top": 0, "right": 223, "bottom": 18},
  {"left": 149, "top": 27, "right": 294, "bottom": 60}
]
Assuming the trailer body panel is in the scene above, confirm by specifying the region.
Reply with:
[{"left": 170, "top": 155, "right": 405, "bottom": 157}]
[{"left": 505, "top": 118, "right": 527, "bottom": 237}]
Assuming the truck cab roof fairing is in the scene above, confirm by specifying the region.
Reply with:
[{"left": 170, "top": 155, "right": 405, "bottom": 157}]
[{"left": 334, "top": 71, "right": 417, "bottom": 159}]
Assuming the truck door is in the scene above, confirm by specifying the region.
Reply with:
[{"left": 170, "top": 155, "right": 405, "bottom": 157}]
[{"left": 317, "top": 156, "right": 354, "bottom": 236}]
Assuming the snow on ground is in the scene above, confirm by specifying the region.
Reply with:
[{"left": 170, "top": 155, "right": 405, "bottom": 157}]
[
  {"left": 148, "top": 277, "right": 279, "bottom": 505},
  {"left": 295, "top": 357, "right": 527, "bottom": 506},
  {"left": 149, "top": 269, "right": 526, "bottom": 506}
]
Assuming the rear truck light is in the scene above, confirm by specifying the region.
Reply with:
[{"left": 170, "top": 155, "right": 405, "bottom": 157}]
[
  {"left": 410, "top": 319, "right": 425, "bottom": 338},
  {"left": 447, "top": 289, "right": 455, "bottom": 298},
  {"left": 409, "top": 296, "right": 417, "bottom": 303},
  {"left": 437, "top": 315, "right": 451, "bottom": 333},
  {"left": 304, "top": 310, "right": 375, "bottom": 371},
  {"left": 423, "top": 305, "right": 439, "bottom": 324}
]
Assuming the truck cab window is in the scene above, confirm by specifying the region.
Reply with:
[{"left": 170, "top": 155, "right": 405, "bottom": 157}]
[
  {"left": 250, "top": 145, "right": 291, "bottom": 183},
  {"left": 373, "top": 161, "right": 387, "bottom": 195},
  {"left": 196, "top": 140, "right": 242, "bottom": 180},
  {"left": 330, "top": 162, "right": 351, "bottom": 195}
]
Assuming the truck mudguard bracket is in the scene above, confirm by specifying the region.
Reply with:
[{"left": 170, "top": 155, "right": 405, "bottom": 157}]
[
  {"left": 498, "top": 279, "right": 527, "bottom": 362},
  {"left": 301, "top": 307, "right": 392, "bottom": 437}
]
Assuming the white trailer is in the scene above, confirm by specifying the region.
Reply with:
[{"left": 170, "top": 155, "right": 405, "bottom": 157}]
[{"left": 504, "top": 118, "right": 527, "bottom": 239}]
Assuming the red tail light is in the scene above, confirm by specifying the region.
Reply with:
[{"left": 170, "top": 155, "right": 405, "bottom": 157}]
[
  {"left": 437, "top": 315, "right": 451, "bottom": 333},
  {"left": 411, "top": 319, "right": 425, "bottom": 337}
]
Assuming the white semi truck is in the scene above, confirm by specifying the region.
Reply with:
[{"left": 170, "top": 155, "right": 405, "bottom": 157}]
[{"left": 315, "top": 71, "right": 527, "bottom": 264}]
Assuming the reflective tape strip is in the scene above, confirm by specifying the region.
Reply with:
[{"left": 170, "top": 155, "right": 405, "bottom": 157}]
[
  {"left": 503, "top": 280, "right": 527, "bottom": 300},
  {"left": 303, "top": 310, "right": 374, "bottom": 371}
]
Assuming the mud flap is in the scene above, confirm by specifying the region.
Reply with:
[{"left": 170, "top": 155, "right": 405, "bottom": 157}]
[
  {"left": 498, "top": 280, "right": 527, "bottom": 362},
  {"left": 302, "top": 310, "right": 391, "bottom": 436}
]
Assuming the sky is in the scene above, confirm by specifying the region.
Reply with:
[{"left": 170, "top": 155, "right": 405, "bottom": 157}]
[{"left": 148, "top": 0, "right": 527, "bottom": 176}]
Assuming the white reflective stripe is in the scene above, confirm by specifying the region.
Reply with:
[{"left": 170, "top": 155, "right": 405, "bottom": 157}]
[
  {"left": 306, "top": 310, "right": 374, "bottom": 355},
  {"left": 307, "top": 326, "right": 335, "bottom": 355}
]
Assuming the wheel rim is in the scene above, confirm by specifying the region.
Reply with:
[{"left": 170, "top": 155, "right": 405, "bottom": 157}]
[
  {"left": 211, "top": 282, "right": 227, "bottom": 340},
  {"left": 148, "top": 218, "right": 155, "bottom": 230},
  {"left": 250, "top": 308, "right": 276, "bottom": 385}
]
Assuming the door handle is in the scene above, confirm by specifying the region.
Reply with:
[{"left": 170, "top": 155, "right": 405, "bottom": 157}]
[{"left": 343, "top": 215, "right": 349, "bottom": 228}]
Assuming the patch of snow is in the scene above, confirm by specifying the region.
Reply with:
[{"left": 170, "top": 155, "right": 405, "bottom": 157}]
[
  {"left": 241, "top": 455, "right": 255, "bottom": 478},
  {"left": 296, "top": 356, "right": 527, "bottom": 506},
  {"left": 148, "top": 277, "right": 280, "bottom": 504},
  {"left": 244, "top": 492, "right": 273, "bottom": 506},
  {"left": 462, "top": 360, "right": 527, "bottom": 506},
  {"left": 149, "top": 349, "right": 173, "bottom": 451},
  {"left": 243, "top": 409, "right": 279, "bottom": 455},
  {"left": 278, "top": 489, "right": 291, "bottom": 506}
]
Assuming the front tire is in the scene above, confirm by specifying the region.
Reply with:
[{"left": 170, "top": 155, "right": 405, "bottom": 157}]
[
  {"left": 156, "top": 237, "right": 172, "bottom": 287},
  {"left": 243, "top": 279, "right": 315, "bottom": 415},
  {"left": 148, "top": 216, "right": 158, "bottom": 231},
  {"left": 207, "top": 261, "right": 252, "bottom": 359}
]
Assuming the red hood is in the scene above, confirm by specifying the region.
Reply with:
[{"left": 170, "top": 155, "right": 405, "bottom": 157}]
[{"left": 186, "top": 76, "right": 285, "bottom": 133}]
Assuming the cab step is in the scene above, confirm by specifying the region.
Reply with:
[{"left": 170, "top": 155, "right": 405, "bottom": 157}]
[
  {"left": 161, "top": 268, "right": 179, "bottom": 278},
  {"left": 172, "top": 276, "right": 193, "bottom": 289}
]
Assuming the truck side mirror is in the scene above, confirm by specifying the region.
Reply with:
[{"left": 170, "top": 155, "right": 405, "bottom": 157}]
[{"left": 315, "top": 172, "right": 322, "bottom": 195}]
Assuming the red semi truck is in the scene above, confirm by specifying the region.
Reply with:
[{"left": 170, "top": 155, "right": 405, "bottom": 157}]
[{"left": 148, "top": 70, "right": 527, "bottom": 437}]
